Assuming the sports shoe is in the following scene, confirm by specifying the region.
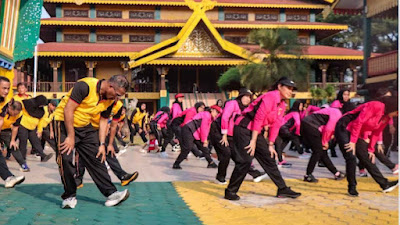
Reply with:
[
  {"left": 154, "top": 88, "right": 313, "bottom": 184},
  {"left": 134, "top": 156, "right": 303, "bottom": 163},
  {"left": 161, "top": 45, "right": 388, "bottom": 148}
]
[
  {"left": 225, "top": 190, "right": 240, "bottom": 201},
  {"left": 253, "top": 173, "right": 269, "bottom": 183},
  {"left": 359, "top": 169, "right": 368, "bottom": 177},
  {"left": 41, "top": 153, "right": 54, "bottom": 162},
  {"left": 348, "top": 186, "right": 359, "bottom": 197},
  {"left": 304, "top": 174, "right": 318, "bottom": 183},
  {"left": 318, "top": 162, "right": 326, "bottom": 167},
  {"left": 392, "top": 164, "right": 399, "bottom": 175},
  {"left": 198, "top": 156, "right": 206, "bottom": 160},
  {"left": 215, "top": 177, "right": 227, "bottom": 185},
  {"left": 172, "top": 163, "right": 182, "bottom": 169},
  {"left": 383, "top": 180, "right": 398, "bottom": 193},
  {"left": 278, "top": 161, "right": 292, "bottom": 168},
  {"left": 160, "top": 151, "right": 168, "bottom": 158},
  {"left": 121, "top": 172, "right": 139, "bottom": 186},
  {"left": 20, "top": 163, "right": 30, "bottom": 172},
  {"left": 4, "top": 176, "right": 25, "bottom": 188},
  {"left": 172, "top": 144, "right": 181, "bottom": 152},
  {"left": 298, "top": 153, "right": 311, "bottom": 159},
  {"left": 76, "top": 179, "right": 84, "bottom": 189},
  {"left": 207, "top": 162, "right": 218, "bottom": 168},
  {"left": 276, "top": 187, "right": 301, "bottom": 198},
  {"left": 105, "top": 189, "right": 130, "bottom": 207},
  {"left": 5, "top": 151, "right": 11, "bottom": 160},
  {"left": 334, "top": 171, "right": 346, "bottom": 180},
  {"left": 62, "top": 197, "right": 77, "bottom": 209}
]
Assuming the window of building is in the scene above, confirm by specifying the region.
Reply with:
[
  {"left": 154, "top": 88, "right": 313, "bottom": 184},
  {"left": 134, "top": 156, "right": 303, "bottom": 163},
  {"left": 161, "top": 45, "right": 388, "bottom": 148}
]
[
  {"left": 129, "top": 35, "right": 155, "bottom": 43},
  {"left": 224, "top": 13, "right": 248, "bottom": 21},
  {"left": 129, "top": 11, "right": 155, "bottom": 19},
  {"left": 64, "top": 34, "right": 89, "bottom": 43},
  {"left": 63, "top": 9, "right": 88, "bottom": 17},
  {"left": 255, "top": 14, "right": 279, "bottom": 21},
  {"left": 96, "top": 34, "right": 122, "bottom": 42},
  {"left": 286, "top": 14, "right": 309, "bottom": 22},
  {"left": 225, "top": 36, "right": 248, "bottom": 44},
  {"left": 298, "top": 37, "right": 309, "bottom": 45},
  {"left": 96, "top": 10, "right": 122, "bottom": 18}
]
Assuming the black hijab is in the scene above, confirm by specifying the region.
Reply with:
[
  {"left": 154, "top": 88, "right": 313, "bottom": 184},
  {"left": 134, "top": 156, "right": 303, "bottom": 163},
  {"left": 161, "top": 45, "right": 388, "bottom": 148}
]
[
  {"left": 22, "top": 95, "right": 47, "bottom": 119},
  {"left": 337, "top": 89, "right": 355, "bottom": 113}
]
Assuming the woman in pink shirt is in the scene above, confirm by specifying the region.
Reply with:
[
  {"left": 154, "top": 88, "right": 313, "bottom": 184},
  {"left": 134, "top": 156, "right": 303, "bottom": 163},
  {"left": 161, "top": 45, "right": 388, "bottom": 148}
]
[
  {"left": 160, "top": 94, "right": 184, "bottom": 156},
  {"left": 225, "top": 77, "right": 301, "bottom": 201},
  {"left": 301, "top": 100, "right": 345, "bottom": 183},
  {"left": 335, "top": 96, "right": 398, "bottom": 196},
  {"left": 275, "top": 100, "right": 303, "bottom": 168},
  {"left": 172, "top": 106, "right": 221, "bottom": 169},
  {"left": 150, "top": 107, "right": 170, "bottom": 146},
  {"left": 209, "top": 88, "right": 266, "bottom": 185}
]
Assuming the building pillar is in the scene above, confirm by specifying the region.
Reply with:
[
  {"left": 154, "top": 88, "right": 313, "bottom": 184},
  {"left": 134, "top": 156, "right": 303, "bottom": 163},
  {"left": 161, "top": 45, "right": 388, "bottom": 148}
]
[
  {"left": 16, "top": 61, "right": 25, "bottom": 84},
  {"left": 350, "top": 64, "right": 359, "bottom": 92},
  {"left": 49, "top": 60, "right": 62, "bottom": 92},
  {"left": 85, "top": 61, "right": 97, "bottom": 77},
  {"left": 319, "top": 63, "right": 329, "bottom": 88},
  {"left": 157, "top": 67, "right": 169, "bottom": 108}
]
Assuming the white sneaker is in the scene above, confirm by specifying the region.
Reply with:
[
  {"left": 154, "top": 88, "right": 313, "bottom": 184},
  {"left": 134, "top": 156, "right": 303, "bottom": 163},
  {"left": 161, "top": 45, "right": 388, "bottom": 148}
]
[
  {"left": 62, "top": 197, "right": 77, "bottom": 209},
  {"left": 159, "top": 151, "right": 168, "bottom": 158},
  {"left": 139, "top": 148, "right": 147, "bottom": 153},
  {"left": 253, "top": 173, "right": 269, "bottom": 183},
  {"left": 4, "top": 175, "right": 25, "bottom": 188},
  {"left": 105, "top": 189, "right": 130, "bottom": 207},
  {"left": 172, "top": 144, "right": 181, "bottom": 152},
  {"left": 214, "top": 179, "right": 227, "bottom": 185},
  {"left": 298, "top": 153, "right": 311, "bottom": 159}
]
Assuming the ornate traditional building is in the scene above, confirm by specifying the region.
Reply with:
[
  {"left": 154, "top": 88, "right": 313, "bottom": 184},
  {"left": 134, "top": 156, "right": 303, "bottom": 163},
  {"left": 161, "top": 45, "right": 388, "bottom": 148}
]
[{"left": 25, "top": 0, "right": 367, "bottom": 110}]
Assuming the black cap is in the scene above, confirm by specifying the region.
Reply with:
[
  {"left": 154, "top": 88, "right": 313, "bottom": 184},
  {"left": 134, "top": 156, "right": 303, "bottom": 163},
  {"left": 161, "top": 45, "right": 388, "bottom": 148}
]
[
  {"left": 277, "top": 77, "right": 297, "bottom": 90},
  {"left": 238, "top": 88, "right": 252, "bottom": 97},
  {"left": 49, "top": 100, "right": 58, "bottom": 107}
]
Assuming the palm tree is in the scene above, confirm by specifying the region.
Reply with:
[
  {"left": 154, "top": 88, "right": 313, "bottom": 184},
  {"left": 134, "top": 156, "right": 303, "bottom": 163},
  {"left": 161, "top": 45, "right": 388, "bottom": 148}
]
[{"left": 218, "top": 29, "right": 311, "bottom": 92}]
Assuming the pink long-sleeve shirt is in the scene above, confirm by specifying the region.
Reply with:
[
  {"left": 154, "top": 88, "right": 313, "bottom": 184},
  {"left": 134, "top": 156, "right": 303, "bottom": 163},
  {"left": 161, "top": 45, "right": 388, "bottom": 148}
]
[
  {"left": 313, "top": 107, "right": 343, "bottom": 145},
  {"left": 221, "top": 100, "right": 241, "bottom": 136},
  {"left": 345, "top": 101, "right": 391, "bottom": 153},
  {"left": 180, "top": 107, "right": 197, "bottom": 127},
  {"left": 152, "top": 111, "right": 169, "bottom": 129},
  {"left": 281, "top": 111, "right": 301, "bottom": 136},
  {"left": 301, "top": 105, "right": 320, "bottom": 120},
  {"left": 171, "top": 103, "right": 183, "bottom": 121},
  {"left": 235, "top": 90, "right": 286, "bottom": 143},
  {"left": 186, "top": 111, "right": 212, "bottom": 143}
]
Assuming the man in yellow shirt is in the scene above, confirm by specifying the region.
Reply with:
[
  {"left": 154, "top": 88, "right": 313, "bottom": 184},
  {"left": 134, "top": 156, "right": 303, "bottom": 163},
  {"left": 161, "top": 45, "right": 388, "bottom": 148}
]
[
  {"left": 75, "top": 101, "right": 138, "bottom": 188},
  {"left": 13, "top": 83, "right": 31, "bottom": 103},
  {"left": 0, "top": 76, "right": 25, "bottom": 188},
  {"left": 54, "top": 75, "right": 130, "bottom": 209},
  {"left": 17, "top": 96, "right": 54, "bottom": 162},
  {"left": 128, "top": 103, "right": 148, "bottom": 144}
]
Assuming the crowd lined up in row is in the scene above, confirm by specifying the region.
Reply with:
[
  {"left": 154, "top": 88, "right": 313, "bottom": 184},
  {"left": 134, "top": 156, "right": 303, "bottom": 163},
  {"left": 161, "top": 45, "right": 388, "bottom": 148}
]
[{"left": 0, "top": 75, "right": 398, "bottom": 209}]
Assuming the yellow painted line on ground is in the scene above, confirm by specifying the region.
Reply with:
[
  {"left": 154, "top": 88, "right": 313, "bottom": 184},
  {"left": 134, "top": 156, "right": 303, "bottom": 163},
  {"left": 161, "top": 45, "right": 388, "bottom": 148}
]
[{"left": 173, "top": 178, "right": 398, "bottom": 225}]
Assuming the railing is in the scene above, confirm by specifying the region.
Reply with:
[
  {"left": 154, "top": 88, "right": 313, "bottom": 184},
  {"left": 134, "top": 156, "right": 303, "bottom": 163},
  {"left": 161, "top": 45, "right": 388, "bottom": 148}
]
[
  {"left": 19, "top": 82, "right": 156, "bottom": 93},
  {"left": 309, "top": 82, "right": 355, "bottom": 91},
  {"left": 368, "top": 50, "right": 398, "bottom": 77}
]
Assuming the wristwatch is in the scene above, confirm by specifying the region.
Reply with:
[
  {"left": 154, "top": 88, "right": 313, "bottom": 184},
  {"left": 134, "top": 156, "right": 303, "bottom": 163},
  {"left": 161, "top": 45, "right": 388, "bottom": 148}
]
[{"left": 100, "top": 142, "right": 106, "bottom": 146}]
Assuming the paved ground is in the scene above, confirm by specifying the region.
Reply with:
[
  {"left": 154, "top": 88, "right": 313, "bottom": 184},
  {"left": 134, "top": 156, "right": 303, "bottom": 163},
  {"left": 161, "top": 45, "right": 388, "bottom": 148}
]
[{"left": 0, "top": 140, "right": 398, "bottom": 225}]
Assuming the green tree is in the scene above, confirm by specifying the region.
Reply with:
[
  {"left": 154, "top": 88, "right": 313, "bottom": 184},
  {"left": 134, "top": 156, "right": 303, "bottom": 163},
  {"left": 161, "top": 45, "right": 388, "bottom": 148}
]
[
  {"left": 218, "top": 29, "right": 311, "bottom": 92},
  {"left": 317, "top": 13, "right": 398, "bottom": 53}
]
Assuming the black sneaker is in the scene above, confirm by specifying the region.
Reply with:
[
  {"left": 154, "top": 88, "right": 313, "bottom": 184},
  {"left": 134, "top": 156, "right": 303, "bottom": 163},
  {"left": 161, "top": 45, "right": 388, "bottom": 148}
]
[
  {"left": 334, "top": 171, "right": 346, "bottom": 180},
  {"left": 172, "top": 164, "right": 182, "bottom": 170},
  {"left": 276, "top": 187, "right": 301, "bottom": 198},
  {"left": 318, "top": 162, "right": 326, "bottom": 167},
  {"left": 41, "top": 153, "right": 54, "bottom": 162},
  {"left": 224, "top": 190, "right": 240, "bottom": 200},
  {"left": 304, "top": 174, "right": 318, "bottom": 183},
  {"left": 121, "top": 171, "right": 139, "bottom": 186},
  {"left": 348, "top": 186, "right": 359, "bottom": 197},
  {"left": 383, "top": 180, "right": 398, "bottom": 193},
  {"left": 207, "top": 162, "right": 218, "bottom": 168}
]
